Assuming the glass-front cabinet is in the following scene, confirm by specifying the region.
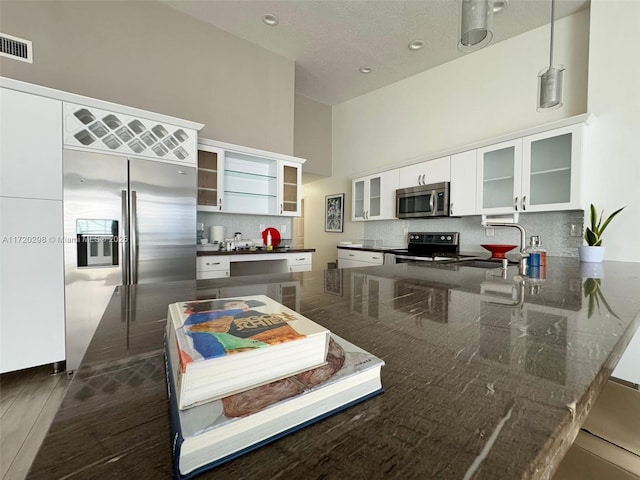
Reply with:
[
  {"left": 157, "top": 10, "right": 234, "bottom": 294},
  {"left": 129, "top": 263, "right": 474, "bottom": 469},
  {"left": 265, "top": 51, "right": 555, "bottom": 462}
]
[
  {"left": 521, "top": 124, "right": 582, "bottom": 212},
  {"left": 351, "top": 169, "right": 399, "bottom": 221},
  {"left": 476, "top": 139, "right": 523, "bottom": 214},
  {"left": 197, "top": 146, "right": 224, "bottom": 211},
  {"left": 197, "top": 138, "right": 305, "bottom": 216},
  {"left": 279, "top": 160, "right": 302, "bottom": 216},
  {"left": 477, "top": 124, "right": 582, "bottom": 214}
]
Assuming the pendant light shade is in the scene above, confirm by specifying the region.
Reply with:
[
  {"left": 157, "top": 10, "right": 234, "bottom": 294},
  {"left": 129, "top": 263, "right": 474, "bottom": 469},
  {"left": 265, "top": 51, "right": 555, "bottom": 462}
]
[
  {"left": 458, "top": 0, "right": 493, "bottom": 52},
  {"left": 538, "top": 0, "right": 564, "bottom": 110}
]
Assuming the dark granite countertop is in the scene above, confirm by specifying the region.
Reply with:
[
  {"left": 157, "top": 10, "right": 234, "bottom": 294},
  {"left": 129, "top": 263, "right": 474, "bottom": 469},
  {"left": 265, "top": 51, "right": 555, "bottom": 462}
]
[
  {"left": 197, "top": 247, "right": 315, "bottom": 256},
  {"left": 28, "top": 258, "right": 640, "bottom": 479}
]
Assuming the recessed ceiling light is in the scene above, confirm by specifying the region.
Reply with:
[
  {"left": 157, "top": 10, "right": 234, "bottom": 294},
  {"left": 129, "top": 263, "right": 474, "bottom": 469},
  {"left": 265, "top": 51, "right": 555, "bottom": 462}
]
[
  {"left": 359, "top": 66, "right": 372, "bottom": 74},
  {"left": 408, "top": 40, "right": 425, "bottom": 51},
  {"left": 262, "top": 14, "right": 279, "bottom": 26}
]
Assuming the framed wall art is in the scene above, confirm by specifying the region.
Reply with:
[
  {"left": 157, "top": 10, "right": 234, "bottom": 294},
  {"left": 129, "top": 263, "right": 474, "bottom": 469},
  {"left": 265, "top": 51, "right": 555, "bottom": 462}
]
[{"left": 325, "top": 193, "right": 344, "bottom": 233}]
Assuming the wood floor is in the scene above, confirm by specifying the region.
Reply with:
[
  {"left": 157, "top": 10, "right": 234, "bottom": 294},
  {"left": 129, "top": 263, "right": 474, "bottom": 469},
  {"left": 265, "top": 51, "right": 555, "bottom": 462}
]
[{"left": 0, "top": 366, "right": 70, "bottom": 480}]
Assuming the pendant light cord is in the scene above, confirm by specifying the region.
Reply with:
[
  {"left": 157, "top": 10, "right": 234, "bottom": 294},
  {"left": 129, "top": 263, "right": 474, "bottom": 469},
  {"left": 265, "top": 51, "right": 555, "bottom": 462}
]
[{"left": 549, "top": 0, "right": 555, "bottom": 68}]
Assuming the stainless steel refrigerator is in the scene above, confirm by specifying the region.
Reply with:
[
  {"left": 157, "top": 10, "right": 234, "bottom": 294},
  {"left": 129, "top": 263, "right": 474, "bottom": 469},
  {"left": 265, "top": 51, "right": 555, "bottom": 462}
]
[{"left": 63, "top": 149, "right": 196, "bottom": 371}]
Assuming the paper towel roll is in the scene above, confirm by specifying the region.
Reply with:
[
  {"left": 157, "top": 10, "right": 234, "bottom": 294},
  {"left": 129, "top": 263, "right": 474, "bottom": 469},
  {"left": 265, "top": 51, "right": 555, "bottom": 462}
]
[{"left": 209, "top": 226, "right": 224, "bottom": 243}]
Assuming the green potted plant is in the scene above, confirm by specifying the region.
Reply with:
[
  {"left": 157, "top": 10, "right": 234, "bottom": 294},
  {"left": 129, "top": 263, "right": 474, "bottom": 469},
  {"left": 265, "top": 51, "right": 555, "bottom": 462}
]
[{"left": 579, "top": 204, "right": 625, "bottom": 263}]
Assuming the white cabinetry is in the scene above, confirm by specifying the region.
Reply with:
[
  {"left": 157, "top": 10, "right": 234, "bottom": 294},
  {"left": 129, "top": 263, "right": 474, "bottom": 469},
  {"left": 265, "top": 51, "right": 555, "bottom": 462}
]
[
  {"left": 197, "top": 138, "right": 305, "bottom": 216},
  {"left": 476, "top": 139, "right": 523, "bottom": 214},
  {"left": 0, "top": 88, "right": 65, "bottom": 373},
  {"left": 196, "top": 252, "right": 313, "bottom": 279},
  {"left": 197, "top": 145, "right": 224, "bottom": 211},
  {"left": 338, "top": 249, "right": 384, "bottom": 268},
  {"left": 279, "top": 160, "right": 302, "bottom": 216},
  {"left": 352, "top": 169, "right": 399, "bottom": 221},
  {"left": 287, "top": 252, "right": 312, "bottom": 272},
  {"left": 477, "top": 125, "right": 583, "bottom": 214},
  {"left": 398, "top": 156, "right": 451, "bottom": 188},
  {"left": 521, "top": 125, "right": 582, "bottom": 212},
  {"left": 196, "top": 256, "right": 230, "bottom": 279},
  {"left": 63, "top": 103, "right": 199, "bottom": 164},
  {"left": 449, "top": 150, "right": 477, "bottom": 216}
]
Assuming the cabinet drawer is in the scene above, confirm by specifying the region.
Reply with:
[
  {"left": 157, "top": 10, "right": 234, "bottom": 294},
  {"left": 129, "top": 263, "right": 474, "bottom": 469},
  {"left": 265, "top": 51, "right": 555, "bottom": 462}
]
[
  {"left": 197, "top": 270, "right": 229, "bottom": 280},
  {"left": 338, "top": 249, "right": 384, "bottom": 265},
  {"left": 197, "top": 256, "right": 230, "bottom": 272},
  {"left": 289, "top": 264, "right": 311, "bottom": 273},
  {"left": 288, "top": 253, "right": 312, "bottom": 266}
]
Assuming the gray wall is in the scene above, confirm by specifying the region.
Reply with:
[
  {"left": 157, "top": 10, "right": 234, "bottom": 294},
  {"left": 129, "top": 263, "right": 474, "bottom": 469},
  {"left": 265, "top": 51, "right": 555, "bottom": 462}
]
[
  {"left": 0, "top": 0, "right": 295, "bottom": 155},
  {"left": 294, "top": 94, "right": 332, "bottom": 177}
]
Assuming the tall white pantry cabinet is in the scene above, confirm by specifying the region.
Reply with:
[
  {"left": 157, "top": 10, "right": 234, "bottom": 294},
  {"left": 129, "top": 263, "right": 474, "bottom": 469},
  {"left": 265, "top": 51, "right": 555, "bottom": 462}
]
[{"left": 0, "top": 87, "right": 66, "bottom": 373}]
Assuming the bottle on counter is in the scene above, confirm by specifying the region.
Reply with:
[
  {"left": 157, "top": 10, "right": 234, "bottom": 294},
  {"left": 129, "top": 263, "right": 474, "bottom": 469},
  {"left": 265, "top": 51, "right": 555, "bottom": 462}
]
[
  {"left": 537, "top": 238, "right": 547, "bottom": 266},
  {"left": 266, "top": 231, "right": 273, "bottom": 251},
  {"left": 526, "top": 236, "right": 541, "bottom": 268}
]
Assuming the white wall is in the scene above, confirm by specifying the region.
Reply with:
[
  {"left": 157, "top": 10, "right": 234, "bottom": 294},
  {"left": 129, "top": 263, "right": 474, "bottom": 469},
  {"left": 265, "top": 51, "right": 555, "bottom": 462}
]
[
  {"left": 582, "top": 0, "right": 640, "bottom": 264},
  {"left": 585, "top": 0, "right": 640, "bottom": 384},
  {"left": 332, "top": 11, "right": 589, "bottom": 178},
  {"left": 0, "top": 0, "right": 295, "bottom": 155}
]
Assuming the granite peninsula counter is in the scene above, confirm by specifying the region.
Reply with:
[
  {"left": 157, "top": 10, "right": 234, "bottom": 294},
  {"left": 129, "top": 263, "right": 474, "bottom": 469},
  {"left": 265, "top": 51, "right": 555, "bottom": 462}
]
[{"left": 28, "top": 259, "right": 640, "bottom": 479}]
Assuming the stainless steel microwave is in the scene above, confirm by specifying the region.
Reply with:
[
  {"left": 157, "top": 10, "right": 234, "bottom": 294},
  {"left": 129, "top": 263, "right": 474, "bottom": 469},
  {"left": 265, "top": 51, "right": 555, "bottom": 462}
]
[{"left": 396, "top": 182, "right": 450, "bottom": 219}]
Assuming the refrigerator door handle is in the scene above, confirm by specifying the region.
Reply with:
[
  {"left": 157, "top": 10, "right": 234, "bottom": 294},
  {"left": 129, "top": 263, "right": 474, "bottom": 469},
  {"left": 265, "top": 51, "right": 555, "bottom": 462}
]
[
  {"left": 121, "top": 190, "right": 130, "bottom": 285},
  {"left": 130, "top": 190, "right": 138, "bottom": 284}
]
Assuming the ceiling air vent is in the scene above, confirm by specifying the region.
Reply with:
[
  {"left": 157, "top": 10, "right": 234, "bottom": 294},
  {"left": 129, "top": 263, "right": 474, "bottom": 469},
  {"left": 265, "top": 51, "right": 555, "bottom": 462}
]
[{"left": 0, "top": 32, "right": 33, "bottom": 63}]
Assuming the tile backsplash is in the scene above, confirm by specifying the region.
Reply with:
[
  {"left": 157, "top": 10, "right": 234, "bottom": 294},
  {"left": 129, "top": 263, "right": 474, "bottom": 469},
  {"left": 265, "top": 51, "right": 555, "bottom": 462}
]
[
  {"left": 197, "top": 212, "right": 293, "bottom": 243},
  {"left": 363, "top": 210, "right": 584, "bottom": 257}
]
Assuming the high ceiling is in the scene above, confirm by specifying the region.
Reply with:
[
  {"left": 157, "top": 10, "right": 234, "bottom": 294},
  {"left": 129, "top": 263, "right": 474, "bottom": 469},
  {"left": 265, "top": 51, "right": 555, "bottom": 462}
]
[{"left": 164, "top": 0, "right": 589, "bottom": 106}]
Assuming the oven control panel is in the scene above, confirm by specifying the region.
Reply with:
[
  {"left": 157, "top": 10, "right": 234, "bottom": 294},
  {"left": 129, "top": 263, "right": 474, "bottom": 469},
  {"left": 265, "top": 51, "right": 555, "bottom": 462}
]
[{"left": 408, "top": 232, "right": 459, "bottom": 246}]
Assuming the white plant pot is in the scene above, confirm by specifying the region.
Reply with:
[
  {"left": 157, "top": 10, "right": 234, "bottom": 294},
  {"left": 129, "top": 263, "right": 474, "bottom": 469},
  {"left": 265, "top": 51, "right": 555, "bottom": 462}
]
[
  {"left": 579, "top": 245, "right": 606, "bottom": 263},
  {"left": 579, "top": 262, "right": 605, "bottom": 279}
]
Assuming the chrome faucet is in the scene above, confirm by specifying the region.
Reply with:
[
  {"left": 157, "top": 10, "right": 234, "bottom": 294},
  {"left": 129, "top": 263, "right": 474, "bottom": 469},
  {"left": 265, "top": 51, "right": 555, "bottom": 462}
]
[{"left": 481, "top": 220, "right": 529, "bottom": 275}]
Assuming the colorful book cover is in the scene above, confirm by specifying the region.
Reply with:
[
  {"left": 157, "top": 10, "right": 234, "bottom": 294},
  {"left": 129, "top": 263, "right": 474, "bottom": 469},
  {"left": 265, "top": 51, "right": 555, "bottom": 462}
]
[
  {"left": 164, "top": 328, "right": 384, "bottom": 479},
  {"left": 169, "top": 295, "right": 326, "bottom": 373}
]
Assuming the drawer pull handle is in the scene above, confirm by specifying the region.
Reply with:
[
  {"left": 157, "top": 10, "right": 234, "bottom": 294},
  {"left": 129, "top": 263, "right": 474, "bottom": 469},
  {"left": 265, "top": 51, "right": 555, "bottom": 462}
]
[
  {"left": 296, "top": 258, "right": 305, "bottom": 261},
  {"left": 349, "top": 254, "right": 355, "bottom": 257},
  {"left": 206, "top": 262, "right": 221, "bottom": 266}
]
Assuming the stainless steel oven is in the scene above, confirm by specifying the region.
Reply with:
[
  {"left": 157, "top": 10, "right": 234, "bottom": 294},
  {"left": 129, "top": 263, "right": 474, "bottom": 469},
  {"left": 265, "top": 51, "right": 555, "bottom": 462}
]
[{"left": 396, "top": 182, "right": 450, "bottom": 219}]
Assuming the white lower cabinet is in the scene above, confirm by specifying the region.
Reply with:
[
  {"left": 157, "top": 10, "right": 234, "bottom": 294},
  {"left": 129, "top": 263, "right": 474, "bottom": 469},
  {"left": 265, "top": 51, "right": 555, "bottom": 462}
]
[
  {"left": 196, "top": 252, "right": 313, "bottom": 279},
  {"left": 287, "top": 253, "right": 312, "bottom": 272},
  {"left": 338, "top": 249, "right": 384, "bottom": 269},
  {"left": 0, "top": 198, "right": 65, "bottom": 373},
  {"left": 196, "top": 256, "right": 230, "bottom": 279}
]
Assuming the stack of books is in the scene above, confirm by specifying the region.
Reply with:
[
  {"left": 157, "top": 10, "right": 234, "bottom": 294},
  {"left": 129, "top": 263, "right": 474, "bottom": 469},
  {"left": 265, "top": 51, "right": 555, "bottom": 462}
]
[{"left": 164, "top": 294, "right": 384, "bottom": 479}]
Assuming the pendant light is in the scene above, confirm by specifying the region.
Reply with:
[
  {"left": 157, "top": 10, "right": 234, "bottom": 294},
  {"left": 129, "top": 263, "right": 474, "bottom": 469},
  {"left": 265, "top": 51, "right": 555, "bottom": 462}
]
[
  {"left": 538, "top": 0, "right": 564, "bottom": 110},
  {"left": 458, "top": 0, "right": 507, "bottom": 53},
  {"left": 458, "top": 0, "right": 492, "bottom": 52}
]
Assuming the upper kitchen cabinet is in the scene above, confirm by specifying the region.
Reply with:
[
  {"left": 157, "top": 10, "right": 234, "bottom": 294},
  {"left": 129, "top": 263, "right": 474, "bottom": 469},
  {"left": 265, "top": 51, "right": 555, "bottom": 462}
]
[
  {"left": 198, "top": 138, "right": 306, "bottom": 216},
  {"left": 0, "top": 88, "right": 62, "bottom": 200},
  {"left": 521, "top": 124, "right": 583, "bottom": 212},
  {"left": 197, "top": 145, "right": 224, "bottom": 211},
  {"left": 476, "top": 139, "right": 523, "bottom": 215},
  {"left": 477, "top": 125, "right": 583, "bottom": 214},
  {"left": 398, "top": 156, "right": 451, "bottom": 188},
  {"left": 279, "top": 160, "right": 302, "bottom": 216},
  {"left": 352, "top": 169, "right": 399, "bottom": 221},
  {"left": 63, "top": 103, "right": 199, "bottom": 164},
  {"left": 449, "top": 150, "right": 477, "bottom": 216}
]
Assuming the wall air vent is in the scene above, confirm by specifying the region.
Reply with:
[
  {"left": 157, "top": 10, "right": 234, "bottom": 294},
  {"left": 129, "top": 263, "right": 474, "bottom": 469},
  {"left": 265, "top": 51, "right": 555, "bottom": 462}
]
[{"left": 0, "top": 32, "right": 33, "bottom": 63}]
